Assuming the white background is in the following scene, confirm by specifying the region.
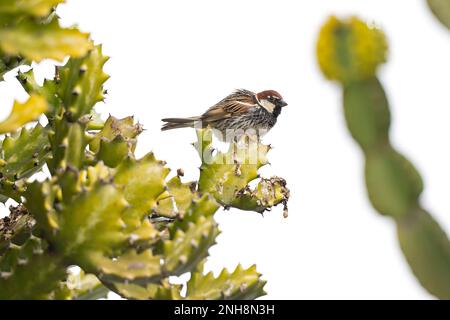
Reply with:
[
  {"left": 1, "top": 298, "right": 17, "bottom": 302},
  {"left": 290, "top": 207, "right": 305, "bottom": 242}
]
[{"left": 1, "top": 0, "right": 450, "bottom": 299}]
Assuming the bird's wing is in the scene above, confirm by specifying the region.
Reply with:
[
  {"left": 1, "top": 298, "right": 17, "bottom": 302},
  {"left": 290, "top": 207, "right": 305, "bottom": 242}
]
[{"left": 201, "top": 89, "right": 258, "bottom": 122}]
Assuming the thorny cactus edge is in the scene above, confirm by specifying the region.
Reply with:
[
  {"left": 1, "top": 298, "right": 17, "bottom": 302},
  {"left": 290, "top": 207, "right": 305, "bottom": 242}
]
[
  {"left": 0, "top": 0, "right": 92, "bottom": 153},
  {"left": 317, "top": 16, "right": 450, "bottom": 299},
  {"left": 0, "top": 1, "right": 289, "bottom": 300}
]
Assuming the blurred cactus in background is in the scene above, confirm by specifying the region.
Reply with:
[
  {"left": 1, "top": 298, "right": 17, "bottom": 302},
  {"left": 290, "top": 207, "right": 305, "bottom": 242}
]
[
  {"left": 427, "top": 0, "right": 450, "bottom": 29},
  {"left": 0, "top": 1, "right": 289, "bottom": 300},
  {"left": 317, "top": 15, "right": 450, "bottom": 299}
]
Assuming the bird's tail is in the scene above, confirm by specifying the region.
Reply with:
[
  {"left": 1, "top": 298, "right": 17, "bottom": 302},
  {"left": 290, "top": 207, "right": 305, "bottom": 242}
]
[{"left": 161, "top": 116, "right": 201, "bottom": 131}]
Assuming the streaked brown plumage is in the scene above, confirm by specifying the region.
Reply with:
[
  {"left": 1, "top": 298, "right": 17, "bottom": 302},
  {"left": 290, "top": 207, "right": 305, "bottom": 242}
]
[{"left": 161, "top": 89, "right": 287, "bottom": 139}]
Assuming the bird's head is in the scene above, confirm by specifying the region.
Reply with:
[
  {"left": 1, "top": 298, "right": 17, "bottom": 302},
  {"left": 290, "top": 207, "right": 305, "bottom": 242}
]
[{"left": 255, "top": 90, "right": 288, "bottom": 116}]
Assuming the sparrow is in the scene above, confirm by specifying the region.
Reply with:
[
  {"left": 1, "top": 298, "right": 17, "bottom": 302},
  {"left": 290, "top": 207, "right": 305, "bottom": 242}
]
[{"left": 161, "top": 89, "right": 288, "bottom": 140}]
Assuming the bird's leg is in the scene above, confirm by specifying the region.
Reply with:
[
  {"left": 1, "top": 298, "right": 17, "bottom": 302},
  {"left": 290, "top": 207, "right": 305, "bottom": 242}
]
[
  {"left": 244, "top": 134, "right": 250, "bottom": 147},
  {"left": 232, "top": 135, "right": 239, "bottom": 160},
  {"left": 232, "top": 135, "right": 242, "bottom": 176},
  {"left": 234, "top": 158, "right": 242, "bottom": 177}
]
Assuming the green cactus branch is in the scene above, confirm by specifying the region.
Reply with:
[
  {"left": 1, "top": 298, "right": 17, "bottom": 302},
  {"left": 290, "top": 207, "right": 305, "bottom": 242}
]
[
  {"left": 17, "top": 69, "right": 62, "bottom": 116},
  {"left": 161, "top": 194, "right": 220, "bottom": 277},
  {"left": 89, "top": 115, "right": 143, "bottom": 167},
  {"left": 0, "top": 0, "right": 64, "bottom": 18},
  {"left": 0, "top": 205, "right": 108, "bottom": 300},
  {"left": 0, "top": 236, "right": 67, "bottom": 300},
  {"left": 63, "top": 269, "right": 109, "bottom": 300},
  {"left": 317, "top": 16, "right": 450, "bottom": 299},
  {"left": 113, "top": 264, "right": 266, "bottom": 300},
  {"left": 113, "top": 281, "right": 183, "bottom": 300},
  {"left": 0, "top": 205, "right": 34, "bottom": 255},
  {"left": 0, "top": 2, "right": 92, "bottom": 80},
  {"left": 0, "top": 11, "right": 92, "bottom": 64},
  {"left": 427, "top": 0, "right": 450, "bottom": 29},
  {"left": 0, "top": 124, "right": 50, "bottom": 202},
  {"left": 57, "top": 45, "right": 109, "bottom": 120},
  {"left": 0, "top": 0, "right": 97, "bottom": 177},
  {"left": 196, "top": 129, "right": 290, "bottom": 215},
  {"left": 0, "top": 206, "right": 67, "bottom": 299},
  {"left": 186, "top": 265, "right": 266, "bottom": 300},
  {"left": 0, "top": 54, "right": 26, "bottom": 82},
  {"left": 154, "top": 175, "right": 197, "bottom": 219},
  {"left": 0, "top": 95, "right": 47, "bottom": 134}
]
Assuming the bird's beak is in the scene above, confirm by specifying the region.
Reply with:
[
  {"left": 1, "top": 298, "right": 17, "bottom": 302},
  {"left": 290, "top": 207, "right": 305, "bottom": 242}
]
[{"left": 279, "top": 100, "right": 288, "bottom": 107}]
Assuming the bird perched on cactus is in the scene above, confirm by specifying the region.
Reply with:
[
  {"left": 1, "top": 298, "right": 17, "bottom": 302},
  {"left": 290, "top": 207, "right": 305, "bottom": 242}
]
[{"left": 161, "top": 89, "right": 288, "bottom": 141}]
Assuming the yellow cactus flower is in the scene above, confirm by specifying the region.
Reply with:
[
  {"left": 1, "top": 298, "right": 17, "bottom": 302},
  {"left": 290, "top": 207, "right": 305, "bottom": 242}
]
[{"left": 317, "top": 16, "right": 388, "bottom": 84}]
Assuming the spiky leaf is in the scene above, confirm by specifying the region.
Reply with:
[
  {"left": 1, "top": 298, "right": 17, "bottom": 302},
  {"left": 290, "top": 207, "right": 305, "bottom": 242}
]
[
  {"left": 186, "top": 265, "right": 266, "bottom": 300},
  {"left": 163, "top": 215, "right": 219, "bottom": 276},
  {"left": 25, "top": 180, "right": 128, "bottom": 267},
  {"left": 0, "top": 0, "right": 64, "bottom": 17},
  {"left": 47, "top": 113, "right": 90, "bottom": 173},
  {"left": 91, "top": 250, "right": 162, "bottom": 285},
  {"left": 114, "top": 153, "right": 169, "bottom": 228},
  {"left": 155, "top": 176, "right": 197, "bottom": 218},
  {"left": 0, "top": 19, "right": 92, "bottom": 62},
  {"left": 0, "top": 236, "right": 66, "bottom": 300},
  {"left": 57, "top": 45, "right": 109, "bottom": 119},
  {"left": 0, "top": 205, "right": 34, "bottom": 255},
  {"left": 196, "top": 129, "right": 289, "bottom": 213},
  {"left": 169, "top": 193, "right": 219, "bottom": 235},
  {"left": 0, "top": 123, "right": 50, "bottom": 180},
  {"left": 90, "top": 116, "right": 143, "bottom": 167},
  {"left": 0, "top": 54, "right": 26, "bottom": 80},
  {"left": 113, "top": 280, "right": 182, "bottom": 300},
  {"left": 231, "top": 177, "right": 289, "bottom": 214},
  {"left": 0, "top": 95, "right": 47, "bottom": 134},
  {"left": 17, "top": 69, "right": 62, "bottom": 115},
  {"left": 61, "top": 269, "right": 109, "bottom": 300},
  {"left": 89, "top": 116, "right": 142, "bottom": 153}
]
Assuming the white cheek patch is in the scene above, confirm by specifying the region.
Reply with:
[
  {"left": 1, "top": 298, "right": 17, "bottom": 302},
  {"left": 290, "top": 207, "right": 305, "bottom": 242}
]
[{"left": 260, "top": 100, "right": 276, "bottom": 113}]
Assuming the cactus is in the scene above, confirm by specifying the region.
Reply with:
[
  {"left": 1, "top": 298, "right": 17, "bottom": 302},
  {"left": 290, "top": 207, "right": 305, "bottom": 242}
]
[
  {"left": 0, "top": 0, "right": 92, "bottom": 145},
  {"left": 0, "top": 95, "right": 47, "bottom": 134},
  {"left": 317, "top": 16, "right": 450, "bottom": 299},
  {"left": 427, "top": 0, "right": 450, "bottom": 29},
  {"left": 0, "top": 205, "right": 67, "bottom": 299},
  {"left": 0, "top": 1, "right": 289, "bottom": 300},
  {"left": 0, "top": 1, "right": 92, "bottom": 80},
  {"left": 0, "top": 124, "right": 50, "bottom": 202},
  {"left": 196, "top": 130, "right": 289, "bottom": 215}
]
